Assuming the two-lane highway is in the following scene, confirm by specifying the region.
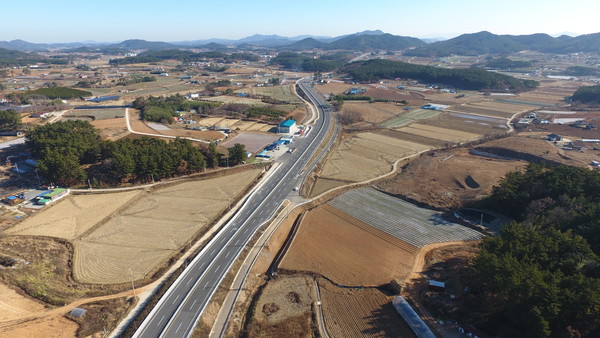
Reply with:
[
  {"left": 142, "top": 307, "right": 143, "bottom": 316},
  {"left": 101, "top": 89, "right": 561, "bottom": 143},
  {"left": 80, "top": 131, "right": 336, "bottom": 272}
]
[{"left": 133, "top": 80, "right": 334, "bottom": 338}]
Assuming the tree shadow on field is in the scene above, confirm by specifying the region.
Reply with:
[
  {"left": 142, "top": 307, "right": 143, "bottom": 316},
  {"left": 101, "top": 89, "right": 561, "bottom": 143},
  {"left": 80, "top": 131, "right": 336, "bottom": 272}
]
[{"left": 361, "top": 300, "right": 417, "bottom": 338}]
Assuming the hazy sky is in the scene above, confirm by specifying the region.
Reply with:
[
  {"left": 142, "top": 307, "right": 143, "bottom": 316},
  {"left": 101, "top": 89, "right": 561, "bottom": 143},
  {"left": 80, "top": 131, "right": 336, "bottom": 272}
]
[{"left": 2, "top": 0, "right": 599, "bottom": 43}]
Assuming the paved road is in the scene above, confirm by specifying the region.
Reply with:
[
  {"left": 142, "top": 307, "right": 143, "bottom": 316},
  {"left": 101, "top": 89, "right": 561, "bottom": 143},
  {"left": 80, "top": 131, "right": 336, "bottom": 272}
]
[{"left": 133, "top": 80, "right": 333, "bottom": 338}]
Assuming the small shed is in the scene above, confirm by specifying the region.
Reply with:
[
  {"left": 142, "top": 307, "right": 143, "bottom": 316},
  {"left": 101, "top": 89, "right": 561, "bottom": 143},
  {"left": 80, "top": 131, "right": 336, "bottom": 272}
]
[{"left": 428, "top": 280, "right": 446, "bottom": 291}]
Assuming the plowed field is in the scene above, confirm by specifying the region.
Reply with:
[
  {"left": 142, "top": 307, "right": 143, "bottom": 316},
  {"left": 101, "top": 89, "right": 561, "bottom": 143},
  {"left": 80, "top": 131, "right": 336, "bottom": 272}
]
[
  {"left": 281, "top": 205, "right": 418, "bottom": 285},
  {"left": 319, "top": 279, "right": 415, "bottom": 338}
]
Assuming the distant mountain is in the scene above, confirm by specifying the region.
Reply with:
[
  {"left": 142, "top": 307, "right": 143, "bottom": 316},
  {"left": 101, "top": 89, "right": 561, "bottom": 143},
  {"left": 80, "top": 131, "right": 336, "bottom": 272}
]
[
  {"left": 327, "top": 33, "right": 426, "bottom": 50},
  {"left": 200, "top": 42, "right": 231, "bottom": 51},
  {"left": 285, "top": 33, "right": 425, "bottom": 51},
  {"left": 103, "top": 39, "right": 180, "bottom": 51},
  {"left": 405, "top": 31, "right": 600, "bottom": 56},
  {"left": 286, "top": 37, "right": 327, "bottom": 50}
]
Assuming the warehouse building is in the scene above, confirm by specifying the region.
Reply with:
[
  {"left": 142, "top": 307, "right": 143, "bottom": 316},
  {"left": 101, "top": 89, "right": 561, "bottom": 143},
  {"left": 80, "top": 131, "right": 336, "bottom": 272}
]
[{"left": 278, "top": 119, "right": 297, "bottom": 134}]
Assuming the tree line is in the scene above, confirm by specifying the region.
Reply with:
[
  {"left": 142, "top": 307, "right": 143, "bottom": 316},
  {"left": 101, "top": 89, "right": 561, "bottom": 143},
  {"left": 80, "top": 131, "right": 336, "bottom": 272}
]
[
  {"left": 26, "top": 120, "right": 246, "bottom": 186},
  {"left": 462, "top": 164, "right": 600, "bottom": 337},
  {"left": 343, "top": 59, "right": 539, "bottom": 92}
]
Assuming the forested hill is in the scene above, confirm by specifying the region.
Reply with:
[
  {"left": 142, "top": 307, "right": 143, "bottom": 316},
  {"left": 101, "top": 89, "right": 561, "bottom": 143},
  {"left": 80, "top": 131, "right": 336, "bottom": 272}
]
[
  {"left": 343, "top": 59, "right": 539, "bottom": 92},
  {"left": 463, "top": 164, "right": 600, "bottom": 337},
  {"left": 571, "top": 85, "right": 600, "bottom": 105},
  {"left": 405, "top": 31, "right": 600, "bottom": 56}
]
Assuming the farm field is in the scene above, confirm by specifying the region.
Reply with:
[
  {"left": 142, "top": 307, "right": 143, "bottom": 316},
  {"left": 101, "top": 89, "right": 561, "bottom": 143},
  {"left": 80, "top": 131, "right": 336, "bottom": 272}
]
[
  {"left": 343, "top": 102, "right": 405, "bottom": 124},
  {"left": 318, "top": 279, "right": 415, "bottom": 338},
  {"left": 451, "top": 102, "right": 528, "bottom": 119},
  {"left": 203, "top": 95, "right": 266, "bottom": 105},
  {"left": 281, "top": 204, "right": 419, "bottom": 285},
  {"left": 238, "top": 84, "right": 302, "bottom": 103},
  {"left": 6, "top": 190, "right": 142, "bottom": 240},
  {"left": 378, "top": 148, "right": 527, "bottom": 209},
  {"left": 72, "top": 168, "right": 262, "bottom": 284},
  {"left": 90, "top": 117, "right": 129, "bottom": 140},
  {"left": 64, "top": 108, "right": 126, "bottom": 120},
  {"left": 319, "top": 132, "right": 430, "bottom": 183},
  {"left": 197, "top": 118, "right": 273, "bottom": 132},
  {"left": 396, "top": 124, "right": 481, "bottom": 143},
  {"left": 128, "top": 111, "right": 225, "bottom": 141},
  {"left": 516, "top": 79, "right": 583, "bottom": 105},
  {"left": 328, "top": 188, "right": 483, "bottom": 248},
  {"left": 379, "top": 108, "right": 442, "bottom": 128},
  {"left": 221, "top": 132, "right": 280, "bottom": 153},
  {"left": 244, "top": 276, "right": 314, "bottom": 337},
  {"left": 419, "top": 114, "right": 505, "bottom": 136}
]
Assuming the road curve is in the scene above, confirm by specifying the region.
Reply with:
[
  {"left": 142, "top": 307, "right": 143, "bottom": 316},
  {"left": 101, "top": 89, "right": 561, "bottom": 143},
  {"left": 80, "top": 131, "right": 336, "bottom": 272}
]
[{"left": 133, "top": 80, "right": 333, "bottom": 338}]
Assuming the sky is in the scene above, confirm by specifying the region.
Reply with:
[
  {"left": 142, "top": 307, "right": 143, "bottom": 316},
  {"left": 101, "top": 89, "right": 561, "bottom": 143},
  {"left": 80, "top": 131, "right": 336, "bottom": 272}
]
[{"left": 2, "top": 0, "right": 600, "bottom": 43}]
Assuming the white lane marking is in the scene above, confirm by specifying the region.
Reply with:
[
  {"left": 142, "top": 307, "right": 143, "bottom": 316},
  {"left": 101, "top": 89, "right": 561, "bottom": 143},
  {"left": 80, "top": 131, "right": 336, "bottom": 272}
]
[
  {"left": 216, "top": 264, "right": 221, "bottom": 271},
  {"left": 191, "top": 299, "right": 197, "bottom": 308},
  {"left": 186, "top": 278, "right": 192, "bottom": 286},
  {"left": 176, "top": 322, "right": 183, "bottom": 333},
  {"left": 225, "top": 251, "right": 231, "bottom": 259}
]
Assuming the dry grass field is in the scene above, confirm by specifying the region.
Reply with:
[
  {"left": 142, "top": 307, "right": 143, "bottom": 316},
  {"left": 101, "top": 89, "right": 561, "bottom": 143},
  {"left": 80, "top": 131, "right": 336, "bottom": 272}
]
[
  {"left": 7, "top": 190, "right": 142, "bottom": 240},
  {"left": 319, "top": 132, "right": 430, "bottom": 183},
  {"left": 396, "top": 124, "right": 481, "bottom": 143},
  {"left": 244, "top": 276, "right": 314, "bottom": 338},
  {"left": 379, "top": 108, "right": 442, "bottom": 128},
  {"left": 281, "top": 205, "right": 419, "bottom": 285},
  {"left": 73, "top": 169, "right": 262, "bottom": 284},
  {"left": 319, "top": 279, "right": 415, "bottom": 338},
  {"left": 239, "top": 84, "right": 302, "bottom": 103},
  {"left": 379, "top": 149, "right": 527, "bottom": 209}
]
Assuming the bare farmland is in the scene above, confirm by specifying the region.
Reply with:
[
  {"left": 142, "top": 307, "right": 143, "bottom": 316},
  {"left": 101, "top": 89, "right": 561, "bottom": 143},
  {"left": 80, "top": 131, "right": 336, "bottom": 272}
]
[
  {"left": 281, "top": 205, "right": 418, "bottom": 285},
  {"left": 319, "top": 132, "right": 430, "bottom": 182},
  {"left": 73, "top": 169, "right": 262, "bottom": 284},
  {"left": 396, "top": 124, "right": 481, "bottom": 143},
  {"left": 7, "top": 190, "right": 142, "bottom": 240},
  {"left": 319, "top": 279, "right": 415, "bottom": 338}
]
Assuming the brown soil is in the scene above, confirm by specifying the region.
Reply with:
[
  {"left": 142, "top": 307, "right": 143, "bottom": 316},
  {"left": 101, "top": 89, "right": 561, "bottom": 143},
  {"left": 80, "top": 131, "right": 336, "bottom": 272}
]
[
  {"left": 318, "top": 278, "right": 416, "bottom": 338},
  {"left": 280, "top": 205, "right": 419, "bottom": 286},
  {"left": 69, "top": 297, "right": 136, "bottom": 337},
  {"left": 378, "top": 148, "right": 526, "bottom": 209},
  {"left": 244, "top": 276, "right": 314, "bottom": 338}
]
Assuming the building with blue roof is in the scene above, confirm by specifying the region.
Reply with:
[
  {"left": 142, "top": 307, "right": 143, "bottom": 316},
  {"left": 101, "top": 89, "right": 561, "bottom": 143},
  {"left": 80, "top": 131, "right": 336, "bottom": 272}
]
[{"left": 278, "top": 119, "right": 297, "bottom": 134}]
